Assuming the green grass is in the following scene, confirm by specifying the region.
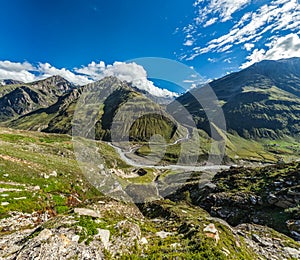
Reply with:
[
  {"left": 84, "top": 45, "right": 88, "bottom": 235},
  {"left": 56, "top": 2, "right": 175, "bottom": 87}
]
[
  {"left": 135, "top": 128, "right": 292, "bottom": 164},
  {"left": 206, "top": 162, "right": 300, "bottom": 236},
  {"left": 0, "top": 127, "right": 132, "bottom": 217}
]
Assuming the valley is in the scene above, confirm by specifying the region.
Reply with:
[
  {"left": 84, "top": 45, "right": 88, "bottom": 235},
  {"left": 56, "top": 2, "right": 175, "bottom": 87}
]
[{"left": 0, "top": 58, "right": 300, "bottom": 259}]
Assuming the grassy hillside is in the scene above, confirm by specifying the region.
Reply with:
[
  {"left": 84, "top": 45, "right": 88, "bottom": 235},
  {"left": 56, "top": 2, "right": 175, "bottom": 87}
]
[
  {"left": 0, "top": 130, "right": 299, "bottom": 258},
  {"left": 169, "top": 58, "right": 300, "bottom": 139},
  {"left": 7, "top": 77, "right": 186, "bottom": 143},
  {"left": 0, "top": 75, "right": 74, "bottom": 121},
  {"left": 170, "top": 161, "right": 300, "bottom": 240},
  {"left": 0, "top": 127, "right": 133, "bottom": 217},
  {"left": 136, "top": 128, "right": 300, "bottom": 164}
]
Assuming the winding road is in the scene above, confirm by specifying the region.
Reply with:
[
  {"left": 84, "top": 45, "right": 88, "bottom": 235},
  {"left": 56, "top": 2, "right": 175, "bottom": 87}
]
[{"left": 108, "top": 137, "right": 230, "bottom": 172}]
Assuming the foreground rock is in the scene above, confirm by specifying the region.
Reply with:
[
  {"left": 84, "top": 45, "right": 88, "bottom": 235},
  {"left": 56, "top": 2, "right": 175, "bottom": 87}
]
[
  {"left": 237, "top": 223, "right": 300, "bottom": 260},
  {"left": 0, "top": 199, "right": 299, "bottom": 259},
  {"left": 170, "top": 162, "right": 300, "bottom": 240}
]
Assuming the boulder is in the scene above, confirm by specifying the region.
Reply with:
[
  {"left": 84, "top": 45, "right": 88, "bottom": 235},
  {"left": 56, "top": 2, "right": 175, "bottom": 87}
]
[
  {"left": 36, "top": 229, "right": 53, "bottom": 241},
  {"left": 284, "top": 247, "right": 300, "bottom": 259},
  {"left": 267, "top": 193, "right": 278, "bottom": 204},
  {"left": 156, "top": 231, "right": 174, "bottom": 239},
  {"left": 74, "top": 208, "right": 101, "bottom": 218},
  {"left": 203, "top": 223, "right": 220, "bottom": 243},
  {"left": 97, "top": 229, "right": 110, "bottom": 249}
]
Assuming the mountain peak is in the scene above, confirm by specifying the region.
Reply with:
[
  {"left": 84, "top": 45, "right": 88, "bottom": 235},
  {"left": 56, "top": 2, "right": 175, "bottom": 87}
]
[
  {"left": 171, "top": 56, "right": 300, "bottom": 139},
  {"left": 249, "top": 57, "right": 300, "bottom": 72},
  {"left": 30, "top": 75, "right": 76, "bottom": 93},
  {"left": 0, "top": 79, "right": 24, "bottom": 86},
  {"left": 35, "top": 75, "right": 71, "bottom": 85}
]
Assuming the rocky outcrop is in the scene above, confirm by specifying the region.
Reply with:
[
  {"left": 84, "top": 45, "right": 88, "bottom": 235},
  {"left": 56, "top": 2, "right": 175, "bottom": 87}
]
[
  {"left": 0, "top": 199, "right": 299, "bottom": 259},
  {"left": 167, "top": 162, "right": 300, "bottom": 241},
  {"left": 237, "top": 224, "right": 300, "bottom": 260},
  {"left": 0, "top": 226, "right": 105, "bottom": 259}
]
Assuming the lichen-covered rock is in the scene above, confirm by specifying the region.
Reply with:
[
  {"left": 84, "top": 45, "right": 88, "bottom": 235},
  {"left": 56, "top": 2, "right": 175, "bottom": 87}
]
[
  {"left": 237, "top": 223, "right": 300, "bottom": 260},
  {"left": 0, "top": 226, "right": 104, "bottom": 260}
]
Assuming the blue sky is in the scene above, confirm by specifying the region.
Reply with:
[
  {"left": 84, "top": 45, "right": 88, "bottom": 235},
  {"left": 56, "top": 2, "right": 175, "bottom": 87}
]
[
  {"left": 0, "top": 0, "right": 192, "bottom": 66},
  {"left": 0, "top": 0, "right": 300, "bottom": 96}
]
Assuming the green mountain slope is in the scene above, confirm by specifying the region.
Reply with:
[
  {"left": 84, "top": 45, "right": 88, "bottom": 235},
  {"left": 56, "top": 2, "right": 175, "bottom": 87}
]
[
  {"left": 169, "top": 57, "right": 300, "bottom": 139},
  {"left": 0, "top": 75, "right": 75, "bottom": 121},
  {"left": 0, "top": 127, "right": 299, "bottom": 259},
  {"left": 8, "top": 77, "right": 185, "bottom": 143}
]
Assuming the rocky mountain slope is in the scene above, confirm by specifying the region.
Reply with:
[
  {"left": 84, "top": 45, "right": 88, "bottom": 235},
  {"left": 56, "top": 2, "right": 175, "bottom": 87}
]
[
  {"left": 0, "top": 65, "right": 300, "bottom": 163},
  {"left": 2, "top": 58, "right": 300, "bottom": 143},
  {"left": 7, "top": 76, "right": 184, "bottom": 142},
  {"left": 169, "top": 57, "right": 300, "bottom": 139},
  {"left": 0, "top": 128, "right": 298, "bottom": 259},
  {"left": 0, "top": 79, "right": 24, "bottom": 86},
  {"left": 168, "top": 161, "right": 300, "bottom": 241},
  {"left": 0, "top": 75, "right": 75, "bottom": 121}
]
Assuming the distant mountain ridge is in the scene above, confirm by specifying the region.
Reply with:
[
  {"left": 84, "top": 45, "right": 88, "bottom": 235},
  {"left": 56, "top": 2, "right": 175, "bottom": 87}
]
[
  {"left": 1, "top": 57, "right": 300, "bottom": 142},
  {"left": 0, "top": 75, "right": 76, "bottom": 121},
  {"left": 0, "top": 79, "right": 24, "bottom": 85}
]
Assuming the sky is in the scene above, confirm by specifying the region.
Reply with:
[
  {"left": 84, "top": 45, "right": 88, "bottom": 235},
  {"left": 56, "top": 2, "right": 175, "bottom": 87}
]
[{"left": 0, "top": 0, "right": 300, "bottom": 97}]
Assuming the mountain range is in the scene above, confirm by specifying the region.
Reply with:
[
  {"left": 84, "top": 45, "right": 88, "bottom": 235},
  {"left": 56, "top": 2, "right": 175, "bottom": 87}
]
[
  {"left": 3, "top": 76, "right": 183, "bottom": 143},
  {"left": 170, "top": 57, "right": 300, "bottom": 139},
  {"left": 0, "top": 58, "right": 300, "bottom": 258},
  {"left": 0, "top": 57, "right": 300, "bottom": 163}
]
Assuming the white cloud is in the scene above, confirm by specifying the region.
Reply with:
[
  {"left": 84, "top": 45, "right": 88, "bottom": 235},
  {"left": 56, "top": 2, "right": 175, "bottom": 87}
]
[
  {"left": 240, "top": 49, "right": 266, "bottom": 69},
  {"left": 0, "top": 60, "right": 92, "bottom": 85},
  {"left": 194, "top": 0, "right": 250, "bottom": 24},
  {"left": 208, "top": 57, "right": 217, "bottom": 63},
  {"left": 38, "top": 63, "right": 92, "bottom": 85},
  {"left": 203, "top": 17, "right": 218, "bottom": 27},
  {"left": 0, "top": 61, "right": 34, "bottom": 72},
  {"left": 0, "top": 60, "right": 178, "bottom": 98},
  {"left": 183, "top": 0, "right": 300, "bottom": 62},
  {"left": 183, "top": 39, "right": 194, "bottom": 46},
  {"left": 204, "top": 0, "right": 300, "bottom": 53},
  {"left": 75, "top": 61, "right": 106, "bottom": 79},
  {"left": 263, "top": 33, "right": 300, "bottom": 60},
  {"left": 0, "top": 61, "right": 36, "bottom": 82},
  {"left": 244, "top": 43, "right": 255, "bottom": 51},
  {"left": 240, "top": 33, "right": 300, "bottom": 68},
  {"left": 0, "top": 68, "right": 36, "bottom": 83},
  {"left": 76, "top": 61, "right": 178, "bottom": 98}
]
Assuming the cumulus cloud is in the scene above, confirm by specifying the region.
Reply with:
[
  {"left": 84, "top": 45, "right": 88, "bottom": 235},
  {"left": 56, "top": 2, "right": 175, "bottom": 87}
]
[
  {"left": 0, "top": 61, "right": 36, "bottom": 82},
  {"left": 0, "top": 61, "right": 34, "bottom": 72},
  {"left": 76, "top": 61, "right": 178, "bottom": 98},
  {"left": 0, "top": 68, "right": 36, "bottom": 83},
  {"left": 241, "top": 33, "right": 300, "bottom": 68},
  {"left": 0, "top": 60, "right": 92, "bottom": 85},
  {"left": 240, "top": 49, "right": 267, "bottom": 69},
  {"left": 38, "top": 63, "right": 92, "bottom": 85},
  {"left": 0, "top": 60, "right": 178, "bottom": 98},
  {"left": 75, "top": 61, "right": 106, "bottom": 79}
]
